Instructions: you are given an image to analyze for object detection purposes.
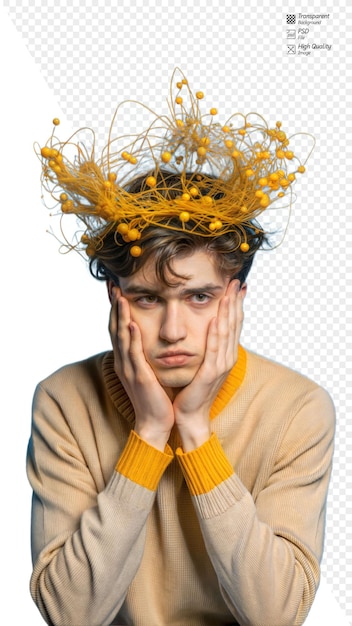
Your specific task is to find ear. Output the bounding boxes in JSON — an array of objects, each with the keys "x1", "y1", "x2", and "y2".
[{"x1": 106, "y1": 280, "x2": 119, "y2": 304}]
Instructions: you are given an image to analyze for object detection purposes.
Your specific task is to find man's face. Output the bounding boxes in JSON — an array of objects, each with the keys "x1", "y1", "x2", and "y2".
[{"x1": 116, "y1": 250, "x2": 244, "y2": 396}]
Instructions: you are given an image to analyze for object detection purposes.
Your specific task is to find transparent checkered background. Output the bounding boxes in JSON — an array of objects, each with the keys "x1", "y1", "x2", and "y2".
[{"x1": 4, "y1": 0, "x2": 351, "y2": 622}]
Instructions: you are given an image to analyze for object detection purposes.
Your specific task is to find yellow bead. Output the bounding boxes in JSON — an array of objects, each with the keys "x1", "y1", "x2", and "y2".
[
  {"x1": 259, "y1": 194, "x2": 270, "y2": 207},
  {"x1": 288, "y1": 173, "x2": 296, "y2": 182},
  {"x1": 129, "y1": 156, "x2": 137, "y2": 164},
  {"x1": 197, "y1": 146, "x2": 207, "y2": 157},
  {"x1": 196, "y1": 91, "x2": 204, "y2": 99},
  {"x1": 232, "y1": 150, "x2": 240, "y2": 158},
  {"x1": 222, "y1": 125, "x2": 231, "y2": 133},
  {"x1": 41, "y1": 146, "x2": 51, "y2": 158},
  {"x1": 182, "y1": 78, "x2": 188, "y2": 85},
  {"x1": 176, "y1": 119, "x2": 184, "y2": 128},
  {"x1": 240, "y1": 205, "x2": 248, "y2": 213},
  {"x1": 180, "y1": 211, "x2": 190, "y2": 222},
  {"x1": 278, "y1": 192, "x2": 285, "y2": 197},
  {"x1": 240, "y1": 242, "x2": 249, "y2": 252},
  {"x1": 276, "y1": 121, "x2": 282, "y2": 128},
  {"x1": 127, "y1": 229, "x2": 140, "y2": 241},
  {"x1": 121, "y1": 151, "x2": 130, "y2": 160},
  {"x1": 276, "y1": 149, "x2": 285, "y2": 159},
  {"x1": 297, "y1": 165, "x2": 306, "y2": 173},
  {"x1": 210, "y1": 108, "x2": 218, "y2": 115},
  {"x1": 280, "y1": 178, "x2": 290, "y2": 188},
  {"x1": 182, "y1": 193, "x2": 191, "y2": 201},
  {"x1": 202, "y1": 196, "x2": 213, "y2": 205},
  {"x1": 61, "y1": 200, "x2": 74, "y2": 213},
  {"x1": 161, "y1": 151, "x2": 172, "y2": 163},
  {"x1": 225, "y1": 140, "x2": 234, "y2": 149},
  {"x1": 200, "y1": 136, "x2": 210, "y2": 146},
  {"x1": 176, "y1": 81, "x2": 183, "y2": 89},
  {"x1": 238, "y1": 129, "x2": 246, "y2": 136},
  {"x1": 146, "y1": 176, "x2": 157, "y2": 188},
  {"x1": 213, "y1": 220, "x2": 222, "y2": 229},
  {"x1": 104, "y1": 180, "x2": 112, "y2": 188},
  {"x1": 259, "y1": 177, "x2": 268, "y2": 187},
  {"x1": 284, "y1": 150, "x2": 294, "y2": 160},
  {"x1": 60, "y1": 193, "x2": 68, "y2": 202},
  {"x1": 175, "y1": 96, "x2": 183, "y2": 105},
  {"x1": 277, "y1": 131, "x2": 286, "y2": 142},
  {"x1": 52, "y1": 118, "x2": 60, "y2": 126},
  {"x1": 268, "y1": 182, "x2": 279, "y2": 191},
  {"x1": 209, "y1": 222, "x2": 217, "y2": 231},
  {"x1": 108, "y1": 172, "x2": 117, "y2": 182},
  {"x1": 130, "y1": 245, "x2": 142, "y2": 257},
  {"x1": 190, "y1": 186, "x2": 198, "y2": 197},
  {"x1": 245, "y1": 169, "x2": 254, "y2": 177},
  {"x1": 117, "y1": 223, "x2": 129, "y2": 235}
]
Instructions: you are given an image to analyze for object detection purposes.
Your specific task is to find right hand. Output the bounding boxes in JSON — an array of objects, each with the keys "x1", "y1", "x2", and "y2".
[{"x1": 109, "y1": 286, "x2": 175, "y2": 450}]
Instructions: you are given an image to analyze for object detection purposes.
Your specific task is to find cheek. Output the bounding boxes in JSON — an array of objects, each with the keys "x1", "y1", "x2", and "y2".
[{"x1": 129, "y1": 308, "x2": 160, "y2": 341}]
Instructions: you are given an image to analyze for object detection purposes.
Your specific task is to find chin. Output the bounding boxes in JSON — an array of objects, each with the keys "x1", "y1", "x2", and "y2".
[{"x1": 155, "y1": 368, "x2": 197, "y2": 390}]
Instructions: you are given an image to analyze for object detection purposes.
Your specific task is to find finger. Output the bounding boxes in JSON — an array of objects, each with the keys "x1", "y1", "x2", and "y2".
[
  {"x1": 108, "y1": 286, "x2": 121, "y2": 339},
  {"x1": 128, "y1": 321, "x2": 152, "y2": 374},
  {"x1": 116, "y1": 296, "x2": 133, "y2": 356},
  {"x1": 226, "y1": 279, "x2": 240, "y2": 333},
  {"x1": 233, "y1": 288, "x2": 245, "y2": 349}
]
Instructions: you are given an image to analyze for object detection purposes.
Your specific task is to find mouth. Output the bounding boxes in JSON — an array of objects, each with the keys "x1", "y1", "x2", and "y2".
[{"x1": 156, "y1": 351, "x2": 195, "y2": 367}]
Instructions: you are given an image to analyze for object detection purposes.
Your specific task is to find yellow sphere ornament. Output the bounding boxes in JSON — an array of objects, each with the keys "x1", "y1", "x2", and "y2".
[
  {"x1": 161, "y1": 151, "x2": 172, "y2": 163},
  {"x1": 146, "y1": 176, "x2": 157, "y2": 188},
  {"x1": 180, "y1": 211, "x2": 190, "y2": 222},
  {"x1": 240, "y1": 242, "x2": 250, "y2": 252},
  {"x1": 117, "y1": 223, "x2": 129, "y2": 235},
  {"x1": 41, "y1": 146, "x2": 52, "y2": 158},
  {"x1": 130, "y1": 245, "x2": 142, "y2": 257}
]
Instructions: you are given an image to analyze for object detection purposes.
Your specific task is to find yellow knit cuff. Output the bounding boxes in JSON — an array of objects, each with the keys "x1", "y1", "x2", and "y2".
[
  {"x1": 176, "y1": 433, "x2": 234, "y2": 496},
  {"x1": 116, "y1": 430, "x2": 174, "y2": 491}
]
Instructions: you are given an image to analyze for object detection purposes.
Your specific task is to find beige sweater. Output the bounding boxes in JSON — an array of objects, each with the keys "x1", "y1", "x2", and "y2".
[{"x1": 27, "y1": 347, "x2": 335, "y2": 626}]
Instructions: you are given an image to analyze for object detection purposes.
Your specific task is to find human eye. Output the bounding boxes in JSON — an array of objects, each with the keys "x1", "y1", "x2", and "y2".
[
  {"x1": 135, "y1": 294, "x2": 160, "y2": 307},
  {"x1": 189, "y1": 292, "x2": 212, "y2": 304}
]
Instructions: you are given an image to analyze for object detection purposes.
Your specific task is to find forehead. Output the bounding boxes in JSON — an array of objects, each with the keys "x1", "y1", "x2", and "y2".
[{"x1": 120, "y1": 250, "x2": 227, "y2": 292}]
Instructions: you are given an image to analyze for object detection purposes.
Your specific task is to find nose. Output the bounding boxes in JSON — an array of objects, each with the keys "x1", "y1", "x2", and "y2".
[{"x1": 159, "y1": 301, "x2": 187, "y2": 343}]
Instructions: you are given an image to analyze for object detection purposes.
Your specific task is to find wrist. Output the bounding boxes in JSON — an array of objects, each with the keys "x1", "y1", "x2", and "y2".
[
  {"x1": 134, "y1": 424, "x2": 171, "y2": 451},
  {"x1": 177, "y1": 422, "x2": 211, "y2": 452}
]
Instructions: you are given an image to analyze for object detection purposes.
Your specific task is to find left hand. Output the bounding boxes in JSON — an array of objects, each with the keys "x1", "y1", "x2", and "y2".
[{"x1": 174, "y1": 279, "x2": 245, "y2": 451}]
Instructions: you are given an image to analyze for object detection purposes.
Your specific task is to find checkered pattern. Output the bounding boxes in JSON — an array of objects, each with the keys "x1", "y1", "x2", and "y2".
[{"x1": 4, "y1": 0, "x2": 351, "y2": 621}]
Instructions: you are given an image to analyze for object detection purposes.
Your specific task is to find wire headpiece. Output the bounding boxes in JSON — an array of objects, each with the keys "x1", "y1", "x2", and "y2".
[{"x1": 38, "y1": 68, "x2": 314, "y2": 258}]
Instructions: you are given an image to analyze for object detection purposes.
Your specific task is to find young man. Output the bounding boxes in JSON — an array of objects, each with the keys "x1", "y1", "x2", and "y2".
[{"x1": 28, "y1": 72, "x2": 335, "y2": 626}]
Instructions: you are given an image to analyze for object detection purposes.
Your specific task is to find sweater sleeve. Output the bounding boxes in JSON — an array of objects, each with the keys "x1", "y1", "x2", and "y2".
[
  {"x1": 27, "y1": 383, "x2": 173, "y2": 626},
  {"x1": 176, "y1": 386, "x2": 335, "y2": 626}
]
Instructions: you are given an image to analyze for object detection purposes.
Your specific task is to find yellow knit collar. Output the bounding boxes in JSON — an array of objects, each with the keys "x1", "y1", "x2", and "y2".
[
  {"x1": 103, "y1": 345, "x2": 247, "y2": 424},
  {"x1": 210, "y1": 345, "x2": 247, "y2": 420}
]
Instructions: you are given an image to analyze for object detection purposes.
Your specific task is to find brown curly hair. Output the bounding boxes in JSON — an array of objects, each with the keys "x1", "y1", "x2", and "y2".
[{"x1": 89, "y1": 171, "x2": 270, "y2": 286}]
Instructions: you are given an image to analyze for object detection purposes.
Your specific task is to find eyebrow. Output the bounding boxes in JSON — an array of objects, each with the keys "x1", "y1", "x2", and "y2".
[{"x1": 122, "y1": 283, "x2": 224, "y2": 296}]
